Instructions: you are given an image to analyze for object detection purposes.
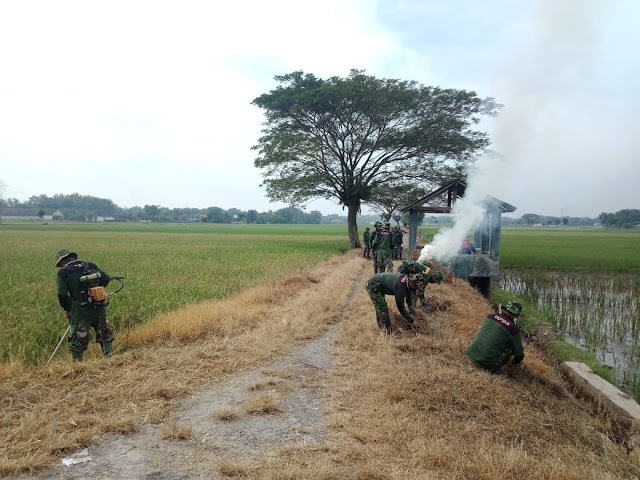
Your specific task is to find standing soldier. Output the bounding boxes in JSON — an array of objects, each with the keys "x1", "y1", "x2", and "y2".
[
  {"x1": 55, "y1": 249, "x2": 115, "y2": 361},
  {"x1": 362, "y1": 227, "x2": 371, "y2": 259},
  {"x1": 370, "y1": 222, "x2": 382, "y2": 272},
  {"x1": 395, "y1": 227, "x2": 404, "y2": 260},
  {"x1": 397, "y1": 261, "x2": 443, "y2": 313},
  {"x1": 365, "y1": 272, "x2": 429, "y2": 333},
  {"x1": 371, "y1": 222, "x2": 393, "y2": 273}
]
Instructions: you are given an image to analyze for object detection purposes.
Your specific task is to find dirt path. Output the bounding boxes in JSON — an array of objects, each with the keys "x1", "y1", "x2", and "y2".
[{"x1": 25, "y1": 262, "x2": 369, "y2": 480}]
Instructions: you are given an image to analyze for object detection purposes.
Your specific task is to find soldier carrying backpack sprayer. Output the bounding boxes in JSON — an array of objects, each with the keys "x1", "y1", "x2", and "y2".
[{"x1": 52, "y1": 249, "x2": 125, "y2": 362}]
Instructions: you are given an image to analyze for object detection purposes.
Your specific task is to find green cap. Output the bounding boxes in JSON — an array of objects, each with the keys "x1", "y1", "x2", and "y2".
[
  {"x1": 505, "y1": 300, "x2": 523, "y2": 315},
  {"x1": 409, "y1": 273, "x2": 429, "y2": 286},
  {"x1": 55, "y1": 249, "x2": 76, "y2": 267}
]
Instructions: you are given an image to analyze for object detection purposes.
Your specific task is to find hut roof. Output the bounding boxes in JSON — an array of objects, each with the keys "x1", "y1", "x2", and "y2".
[{"x1": 400, "y1": 179, "x2": 516, "y2": 214}]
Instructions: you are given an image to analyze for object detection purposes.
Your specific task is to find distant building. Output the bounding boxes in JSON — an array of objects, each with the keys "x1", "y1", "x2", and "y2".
[{"x1": 0, "y1": 208, "x2": 61, "y2": 221}]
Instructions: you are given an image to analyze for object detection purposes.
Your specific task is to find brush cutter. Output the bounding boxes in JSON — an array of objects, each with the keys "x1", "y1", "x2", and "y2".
[{"x1": 46, "y1": 276, "x2": 126, "y2": 364}]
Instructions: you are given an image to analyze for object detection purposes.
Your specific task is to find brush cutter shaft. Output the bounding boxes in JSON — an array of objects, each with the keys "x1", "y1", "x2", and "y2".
[{"x1": 47, "y1": 325, "x2": 70, "y2": 365}]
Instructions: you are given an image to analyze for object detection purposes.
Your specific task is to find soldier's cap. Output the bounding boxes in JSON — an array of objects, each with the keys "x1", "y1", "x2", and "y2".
[
  {"x1": 55, "y1": 249, "x2": 77, "y2": 267},
  {"x1": 365, "y1": 227, "x2": 370, "y2": 230},
  {"x1": 374, "y1": 222, "x2": 382, "y2": 227},
  {"x1": 409, "y1": 272, "x2": 429, "y2": 286}
]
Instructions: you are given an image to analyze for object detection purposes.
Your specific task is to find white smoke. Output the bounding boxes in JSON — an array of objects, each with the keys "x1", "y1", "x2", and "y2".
[
  {"x1": 419, "y1": 0, "x2": 614, "y2": 264},
  {"x1": 418, "y1": 154, "x2": 506, "y2": 264}
]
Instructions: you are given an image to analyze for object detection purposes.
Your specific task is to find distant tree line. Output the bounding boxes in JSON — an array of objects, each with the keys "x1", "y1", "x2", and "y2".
[
  {"x1": 0, "y1": 193, "x2": 331, "y2": 224},
  {"x1": 2, "y1": 193, "x2": 635, "y2": 228},
  {"x1": 598, "y1": 209, "x2": 640, "y2": 229}
]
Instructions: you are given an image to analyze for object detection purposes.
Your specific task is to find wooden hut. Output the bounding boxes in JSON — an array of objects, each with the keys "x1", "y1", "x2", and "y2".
[{"x1": 400, "y1": 179, "x2": 516, "y2": 295}]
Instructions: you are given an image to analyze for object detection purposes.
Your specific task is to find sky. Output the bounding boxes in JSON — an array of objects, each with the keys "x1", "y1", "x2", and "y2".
[{"x1": 0, "y1": 0, "x2": 638, "y2": 218}]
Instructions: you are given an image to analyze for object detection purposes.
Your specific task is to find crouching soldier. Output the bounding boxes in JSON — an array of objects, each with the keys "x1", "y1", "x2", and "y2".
[
  {"x1": 467, "y1": 300, "x2": 524, "y2": 376},
  {"x1": 365, "y1": 272, "x2": 428, "y2": 334},
  {"x1": 55, "y1": 249, "x2": 115, "y2": 361},
  {"x1": 397, "y1": 260, "x2": 443, "y2": 313}
]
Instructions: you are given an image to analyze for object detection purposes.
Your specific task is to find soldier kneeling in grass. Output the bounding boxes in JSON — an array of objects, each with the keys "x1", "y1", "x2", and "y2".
[
  {"x1": 467, "y1": 300, "x2": 524, "y2": 376},
  {"x1": 365, "y1": 272, "x2": 429, "y2": 334}
]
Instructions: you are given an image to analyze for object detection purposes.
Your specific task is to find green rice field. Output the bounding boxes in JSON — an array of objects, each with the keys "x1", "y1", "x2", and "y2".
[
  {"x1": 0, "y1": 223, "x2": 349, "y2": 365},
  {"x1": 497, "y1": 227, "x2": 640, "y2": 397}
]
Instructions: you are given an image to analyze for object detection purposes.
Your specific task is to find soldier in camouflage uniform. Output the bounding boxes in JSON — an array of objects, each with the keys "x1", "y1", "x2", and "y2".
[
  {"x1": 365, "y1": 272, "x2": 429, "y2": 333},
  {"x1": 371, "y1": 222, "x2": 393, "y2": 273},
  {"x1": 397, "y1": 261, "x2": 443, "y2": 313},
  {"x1": 362, "y1": 227, "x2": 371, "y2": 258},
  {"x1": 393, "y1": 227, "x2": 404, "y2": 260},
  {"x1": 467, "y1": 300, "x2": 524, "y2": 376},
  {"x1": 370, "y1": 222, "x2": 382, "y2": 272},
  {"x1": 55, "y1": 249, "x2": 115, "y2": 361}
]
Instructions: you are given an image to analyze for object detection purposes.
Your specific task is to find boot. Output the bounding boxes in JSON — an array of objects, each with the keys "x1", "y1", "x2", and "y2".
[
  {"x1": 71, "y1": 351, "x2": 83, "y2": 362},
  {"x1": 378, "y1": 313, "x2": 392, "y2": 334},
  {"x1": 101, "y1": 341, "x2": 112, "y2": 357}
]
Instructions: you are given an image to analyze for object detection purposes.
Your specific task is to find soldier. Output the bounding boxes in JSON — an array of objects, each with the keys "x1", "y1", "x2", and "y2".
[
  {"x1": 55, "y1": 249, "x2": 115, "y2": 361},
  {"x1": 397, "y1": 261, "x2": 443, "y2": 313},
  {"x1": 370, "y1": 222, "x2": 383, "y2": 272},
  {"x1": 395, "y1": 227, "x2": 403, "y2": 259},
  {"x1": 365, "y1": 272, "x2": 429, "y2": 333},
  {"x1": 467, "y1": 300, "x2": 525, "y2": 376},
  {"x1": 362, "y1": 227, "x2": 371, "y2": 258},
  {"x1": 371, "y1": 222, "x2": 393, "y2": 273}
]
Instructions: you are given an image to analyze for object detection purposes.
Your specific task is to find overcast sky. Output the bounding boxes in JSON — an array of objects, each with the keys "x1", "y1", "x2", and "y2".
[{"x1": 1, "y1": 0, "x2": 638, "y2": 218}]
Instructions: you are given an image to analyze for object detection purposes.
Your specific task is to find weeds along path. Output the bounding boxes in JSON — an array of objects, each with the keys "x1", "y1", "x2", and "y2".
[{"x1": 13, "y1": 251, "x2": 370, "y2": 480}]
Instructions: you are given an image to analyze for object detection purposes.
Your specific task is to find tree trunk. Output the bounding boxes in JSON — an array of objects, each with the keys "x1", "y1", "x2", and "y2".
[{"x1": 347, "y1": 203, "x2": 362, "y2": 249}]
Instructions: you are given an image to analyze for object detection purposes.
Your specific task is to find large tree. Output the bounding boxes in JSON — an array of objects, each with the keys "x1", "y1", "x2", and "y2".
[{"x1": 252, "y1": 70, "x2": 499, "y2": 248}]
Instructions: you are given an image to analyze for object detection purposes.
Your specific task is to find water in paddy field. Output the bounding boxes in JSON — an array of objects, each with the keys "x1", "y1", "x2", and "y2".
[{"x1": 500, "y1": 269, "x2": 640, "y2": 398}]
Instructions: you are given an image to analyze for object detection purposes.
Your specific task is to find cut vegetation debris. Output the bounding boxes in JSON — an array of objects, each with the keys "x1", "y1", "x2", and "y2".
[{"x1": 1, "y1": 251, "x2": 639, "y2": 479}]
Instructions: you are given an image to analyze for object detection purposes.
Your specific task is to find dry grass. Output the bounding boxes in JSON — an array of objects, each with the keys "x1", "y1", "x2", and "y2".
[
  {"x1": 215, "y1": 407, "x2": 240, "y2": 421},
  {"x1": 1, "y1": 250, "x2": 639, "y2": 479},
  {"x1": 160, "y1": 416, "x2": 193, "y2": 440},
  {"x1": 244, "y1": 392, "x2": 282, "y2": 415}
]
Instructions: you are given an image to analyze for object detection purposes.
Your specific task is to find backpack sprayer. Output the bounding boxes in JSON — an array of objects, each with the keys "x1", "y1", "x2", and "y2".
[{"x1": 47, "y1": 275, "x2": 126, "y2": 365}]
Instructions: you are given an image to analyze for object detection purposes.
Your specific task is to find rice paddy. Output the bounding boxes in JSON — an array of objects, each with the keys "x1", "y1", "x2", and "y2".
[{"x1": 0, "y1": 223, "x2": 349, "y2": 365}]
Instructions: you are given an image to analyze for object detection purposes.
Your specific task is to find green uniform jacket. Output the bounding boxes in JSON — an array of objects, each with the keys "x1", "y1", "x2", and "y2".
[
  {"x1": 57, "y1": 259, "x2": 110, "y2": 322},
  {"x1": 371, "y1": 230, "x2": 392, "y2": 254},
  {"x1": 467, "y1": 313, "x2": 524, "y2": 369},
  {"x1": 368, "y1": 272, "x2": 414, "y2": 323},
  {"x1": 369, "y1": 230, "x2": 377, "y2": 248},
  {"x1": 363, "y1": 231, "x2": 371, "y2": 244}
]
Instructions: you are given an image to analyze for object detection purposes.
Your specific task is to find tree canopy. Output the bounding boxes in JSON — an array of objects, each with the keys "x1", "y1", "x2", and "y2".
[{"x1": 252, "y1": 70, "x2": 500, "y2": 248}]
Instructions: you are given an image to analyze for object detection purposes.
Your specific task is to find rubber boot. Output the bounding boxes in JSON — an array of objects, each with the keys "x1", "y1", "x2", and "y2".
[
  {"x1": 101, "y1": 341, "x2": 112, "y2": 357},
  {"x1": 71, "y1": 351, "x2": 83, "y2": 362},
  {"x1": 379, "y1": 312, "x2": 392, "y2": 334}
]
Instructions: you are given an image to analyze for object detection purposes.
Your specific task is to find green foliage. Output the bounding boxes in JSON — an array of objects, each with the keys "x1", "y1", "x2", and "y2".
[
  {"x1": 599, "y1": 209, "x2": 640, "y2": 228},
  {"x1": 252, "y1": 70, "x2": 499, "y2": 247},
  {"x1": 0, "y1": 224, "x2": 348, "y2": 365}
]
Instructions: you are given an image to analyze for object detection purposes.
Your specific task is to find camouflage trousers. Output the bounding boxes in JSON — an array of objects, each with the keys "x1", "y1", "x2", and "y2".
[
  {"x1": 365, "y1": 281, "x2": 392, "y2": 333},
  {"x1": 374, "y1": 251, "x2": 393, "y2": 273},
  {"x1": 68, "y1": 315, "x2": 114, "y2": 354}
]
